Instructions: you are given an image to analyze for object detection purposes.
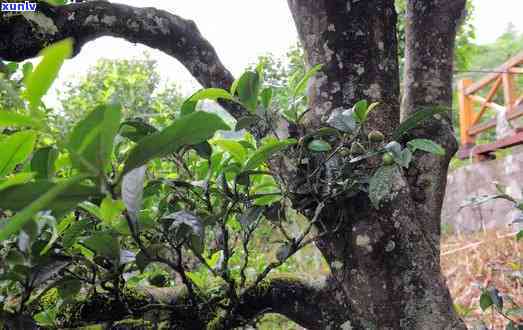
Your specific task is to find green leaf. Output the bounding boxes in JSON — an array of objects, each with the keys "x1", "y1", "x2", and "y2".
[
  {"x1": 22, "y1": 62, "x2": 33, "y2": 80},
  {"x1": 0, "y1": 178, "x2": 98, "y2": 217},
  {"x1": 23, "y1": 39, "x2": 73, "y2": 110},
  {"x1": 83, "y1": 231, "x2": 120, "y2": 260},
  {"x1": 243, "y1": 138, "x2": 296, "y2": 171},
  {"x1": 237, "y1": 71, "x2": 260, "y2": 112},
  {"x1": 192, "y1": 142, "x2": 213, "y2": 159},
  {"x1": 56, "y1": 278, "x2": 82, "y2": 300},
  {"x1": 123, "y1": 111, "x2": 229, "y2": 174},
  {"x1": 480, "y1": 290, "x2": 494, "y2": 311},
  {"x1": 260, "y1": 88, "x2": 273, "y2": 109},
  {"x1": 308, "y1": 139, "x2": 332, "y2": 152},
  {"x1": 0, "y1": 172, "x2": 35, "y2": 191},
  {"x1": 31, "y1": 147, "x2": 58, "y2": 179},
  {"x1": 353, "y1": 100, "x2": 380, "y2": 124},
  {"x1": 34, "y1": 309, "x2": 57, "y2": 327},
  {"x1": 392, "y1": 106, "x2": 448, "y2": 140},
  {"x1": 0, "y1": 111, "x2": 39, "y2": 129},
  {"x1": 395, "y1": 148, "x2": 412, "y2": 168},
  {"x1": 122, "y1": 165, "x2": 146, "y2": 225},
  {"x1": 407, "y1": 139, "x2": 445, "y2": 156},
  {"x1": 67, "y1": 104, "x2": 122, "y2": 174},
  {"x1": 119, "y1": 119, "x2": 157, "y2": 143},
  {"x1": 214, "y1": 139, "x2": 247, "y2": 163},
  {"x1": 326, "y1": 108, "x2": 358, "y2": 133},
  {"x1": 0, "y1": 131, "x2": 37, "y2": 177},
  {"x1": 181, "y1": 88, "x2": 234, "y2": 116},
  {"x1": 517, "y1": 230, "x2": 523, "y2": 241},
  {"x1": 100, "y1": 197, "x2": 125, "y2": 224},
  {"x1": 0, "y1": 175, "x2": 90, "y2": 241},
  {"x1": 293, "y1": 64, "x2": 322, "y2": 97},
  {"x1": 165, "y1": 211, "x2": 204, "y2": 255},
  {"x1": 239, "y1": 207, "x2": 264, "y2": 229},
  {"x1": 352, "y1": 100, "x2": 368, "y2": 123},
  {"x1": 369, "y1": 165, "x2": 397, "y2": 209}
]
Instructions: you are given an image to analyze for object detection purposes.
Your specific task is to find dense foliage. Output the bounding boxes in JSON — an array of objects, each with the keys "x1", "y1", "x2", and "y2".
[{"x1": 0, "y1": 36, "x2": 446, "y2": 328}]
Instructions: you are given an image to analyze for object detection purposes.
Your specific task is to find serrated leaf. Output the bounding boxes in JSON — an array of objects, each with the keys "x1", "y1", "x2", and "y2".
[
  {"x1": 123, "y1": 111, "x2": 229, "y2": 174},
  {"x1": 369, "y1": 165, "x2": 397, "y2": 209},
  {"x1": 181, "y1": 88, "x2": 234, "y2": 116},
  {"x1": 243, "y1": 138, "x2": 296, "y2": 171},
  {"x1": 393, "y1": 106, "x2": 448, "y2": 140},
  {"x1": 308, "y1": 139, "x2": 332, "y2": 152},
  {"x1": 23, "y1": 38, "x2": 73, "y2": 110},
  {"x1": 0, "y1": 130, "x2": 37, "y2": 177},
  {"x1": 407, "y1": 139, "x2": 445, "y2": 156},
  {"x1": 122, "y1": 165, "x2": 146, "y2": 226}
]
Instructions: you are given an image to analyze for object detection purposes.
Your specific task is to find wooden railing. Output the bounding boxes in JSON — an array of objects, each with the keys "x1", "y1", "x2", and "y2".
[{"x1": 457, "y1": 51, "x2": 523, "y2": 160}]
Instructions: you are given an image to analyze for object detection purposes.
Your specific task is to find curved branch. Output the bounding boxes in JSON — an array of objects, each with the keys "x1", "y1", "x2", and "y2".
[
  {"x1": 227, "y1": 275, "x2": 345, "y2": 330},
  {"x1": 0, "y1": 0, "x2": 246, "y2": 118}
]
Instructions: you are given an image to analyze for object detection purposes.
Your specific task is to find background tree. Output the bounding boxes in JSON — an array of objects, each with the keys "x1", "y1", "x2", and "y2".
[
  {"x1": 56, "y1": 55, "x2": 183, "y2": 132},
  {"x1": 0, "y1": 0, "x2": 471, "y2": 328}
]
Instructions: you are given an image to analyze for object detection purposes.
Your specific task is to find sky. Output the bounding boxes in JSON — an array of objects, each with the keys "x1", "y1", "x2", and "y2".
[{"x1": 49, "y1": 0, "x2": 523, "y2": 102}]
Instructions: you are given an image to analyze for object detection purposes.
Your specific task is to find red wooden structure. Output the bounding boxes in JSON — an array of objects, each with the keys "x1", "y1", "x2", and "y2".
[{"x1": 457, "y1": 52, "x2": 523, "y2": 160}]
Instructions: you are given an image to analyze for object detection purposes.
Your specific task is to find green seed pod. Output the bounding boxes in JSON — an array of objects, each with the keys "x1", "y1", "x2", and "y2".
[
  {"x1": 382, "y1": 152, "x2": 394, "y2": 165},
  {"x1": 368, "y1": 130, "x2": 385, "y2": 143}
]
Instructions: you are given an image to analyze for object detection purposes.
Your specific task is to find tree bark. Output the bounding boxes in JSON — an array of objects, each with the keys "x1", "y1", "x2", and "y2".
[
  {"x1": 0, "y1": 0, "x2": 468, "y2": 328},
  {"x1": 287, "y1": 0, "x2": 466, "y2": 328}
]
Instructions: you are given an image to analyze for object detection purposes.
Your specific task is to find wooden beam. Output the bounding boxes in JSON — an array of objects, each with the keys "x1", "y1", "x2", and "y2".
[
  {"x1": 464, "y1": 51, "x2": 523, "y2": 95},
  {"x1": 503, "y1": 72, "x2": 516, "y2": 112},
  {"x1": 458, "y1": 79, "x2": 475, "y2": 145},
  {"x1": 471, "y1": 76, "x2": 502, "y2": 126},
  {"x1": 469, "y1": 95, "x2": 505, "y2": 112},
  {"x1": 468, "y1": 106, "x2": 523, "y2": 136}
]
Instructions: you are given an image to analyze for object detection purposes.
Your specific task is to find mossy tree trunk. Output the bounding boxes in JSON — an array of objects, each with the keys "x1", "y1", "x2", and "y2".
[{"x1": 0, "y1": 0, "x2": 467, "y2": 328}]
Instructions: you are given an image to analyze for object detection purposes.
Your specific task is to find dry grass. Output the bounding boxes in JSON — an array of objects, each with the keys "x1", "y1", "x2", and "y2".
[{"x1": 442, "y1": 228, "x2": 523, "y2": 329}]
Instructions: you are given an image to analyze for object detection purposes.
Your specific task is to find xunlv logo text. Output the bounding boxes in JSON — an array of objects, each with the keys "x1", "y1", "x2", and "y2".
[{"x1": 1, "y1": 1, "x2": 37, "y2": 12}]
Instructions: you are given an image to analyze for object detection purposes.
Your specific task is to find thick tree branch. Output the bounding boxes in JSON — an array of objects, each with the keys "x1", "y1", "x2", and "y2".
[
  {"x1": 0, "y1": 0, "x2": 247, "y2": 119},
  {"x1": 221, "y1": 275, "x2": 344, "y2": 330},
  {"x1": 401, "y1": 0, "x2": 466, "y2": 245}
]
